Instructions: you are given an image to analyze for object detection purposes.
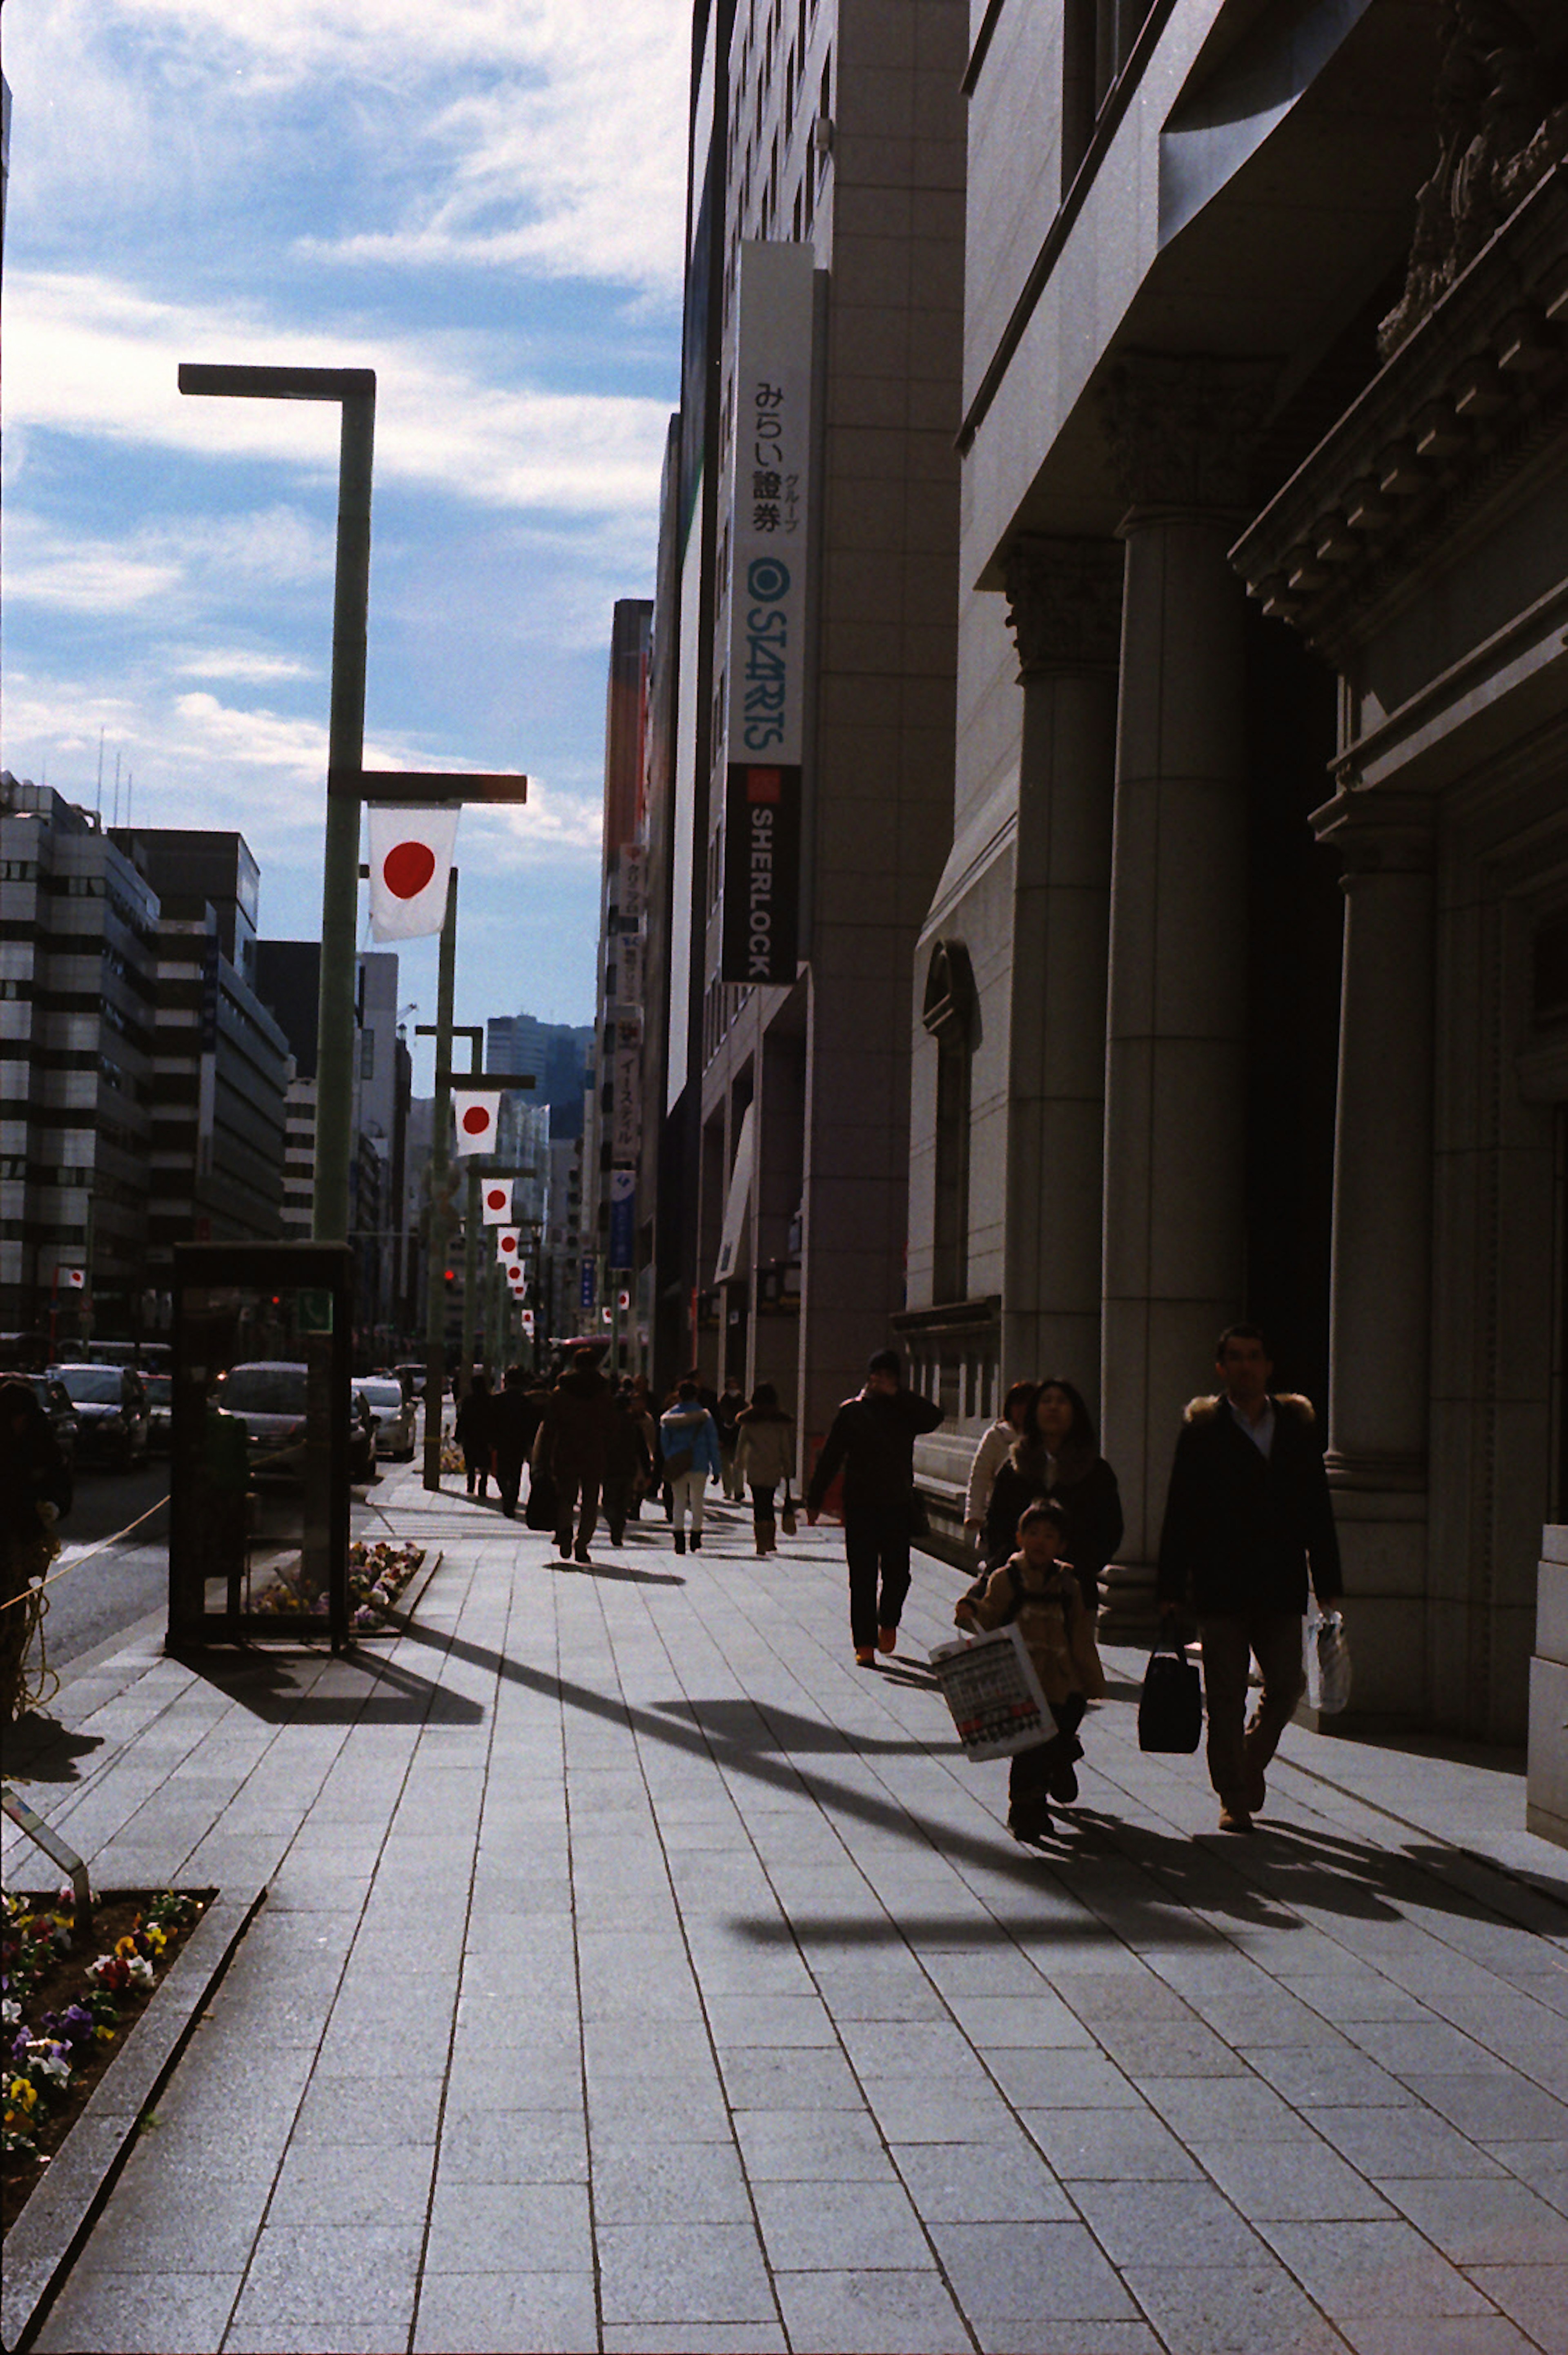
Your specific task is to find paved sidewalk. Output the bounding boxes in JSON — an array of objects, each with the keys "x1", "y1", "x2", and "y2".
[{"x1": 6, "y1": 1468, "x2": 1568, "y2": 2355}]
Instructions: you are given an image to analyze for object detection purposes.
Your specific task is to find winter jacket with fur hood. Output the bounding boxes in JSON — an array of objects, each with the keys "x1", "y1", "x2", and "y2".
[
  {"x1": 733, "y1": 1405, "x2": 795, "y2": 1489},
  {"x1": 1156, "y1": 1391, "x2": 1342, "y2": 1619},
  {"x1": 963, "y1": 1551, "x2": 1106, "y2": 1708}
]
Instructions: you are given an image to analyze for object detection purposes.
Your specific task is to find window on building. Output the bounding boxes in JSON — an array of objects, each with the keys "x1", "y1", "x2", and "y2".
[
  {"x1": 922, "y1": 940, "x2": 978, "y2": 1306},
  {"x1": 1062, "y1": 0, "x2": 1155, "y2": 194}
]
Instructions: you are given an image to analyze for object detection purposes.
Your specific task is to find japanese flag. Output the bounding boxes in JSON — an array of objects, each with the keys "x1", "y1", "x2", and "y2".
[
  {"x1": 521, "y1": 1309, "x2": 535, "y2": 1335},
  {"x1": 506, "y1": 1264, "x2": 527, "y2": 1294},
  {"x1": 494, "y1": 1229, "x2": 521, "y2": 1262},
  {"x1": 452, "y1": 1092, "x2": 501, "y2": 1156},
  {"x1": 366, "y1": 805, "x2": 459, "y2": 942},
  {"x1": 480, "y1": 1182, "x2": 513, "y2": 1225},
  {"x1": 57, "y1": 1268, "x2": 86, "y2": 1291}
]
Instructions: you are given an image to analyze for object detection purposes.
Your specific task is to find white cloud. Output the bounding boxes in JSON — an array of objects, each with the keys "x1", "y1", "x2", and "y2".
[
  {"x1": 173, "y1": 649, "x2": 320, "y2": 682},
  {"x1": 6, "y1": 0, "x2": 689, "y2": 299},
  {"x1": 7, "y1": 272, "x2": 674, "y2": 522},
  {"x1": 2, "y1": 506, "x2": 336, "y2": 622}
]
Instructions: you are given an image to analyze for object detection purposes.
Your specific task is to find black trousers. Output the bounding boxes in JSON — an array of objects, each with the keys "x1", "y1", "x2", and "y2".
[
  {"x1": 844, "y1": 1515, "x2": 911, "y2": 1649},
  {"x1": 749, "y1": 1482, "x2": 777, "y2": 1529},
  {"x1": 1009, "y1": 1693, "x2": 1087, "y2": 1818}
]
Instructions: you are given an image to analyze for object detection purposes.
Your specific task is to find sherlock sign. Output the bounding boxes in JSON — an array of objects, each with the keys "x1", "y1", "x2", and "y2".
[
  {"x1": 722, "y1": 761, "x2": 800, "y2": 982},
  {"x1": 720, "y1": 239, "x2": 813, "y2": 987}
]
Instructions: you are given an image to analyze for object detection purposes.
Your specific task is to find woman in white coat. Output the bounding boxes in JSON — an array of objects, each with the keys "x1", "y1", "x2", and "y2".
[{"x1": 962, "y1": 1381, "x2": 1036, "y2": 1558}]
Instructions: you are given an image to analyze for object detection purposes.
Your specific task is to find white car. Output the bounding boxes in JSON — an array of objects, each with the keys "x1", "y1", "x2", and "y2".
[{"x1": 353, "y1": 1376, "x2": 417, "y2": 1462}]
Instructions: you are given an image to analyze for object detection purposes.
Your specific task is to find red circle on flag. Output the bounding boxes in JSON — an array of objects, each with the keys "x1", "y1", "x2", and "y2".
[
  {"x1": 461, "y1": 1105, "x2": 491, "y2": 1135},
  {"x1": 501, "y1": 1235, "x2": 517, "y2": 1254},
  {"x1": 486, "y1": 1188, "x2": 506, "y2": 1210},
  {"x1": 383, "y1": 842, "x2": 437, "y2": 900}
]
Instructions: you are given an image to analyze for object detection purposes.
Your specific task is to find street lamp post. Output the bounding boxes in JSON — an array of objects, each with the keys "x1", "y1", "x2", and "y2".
[{"x1": 178, "y1": 364, "x2": 374, "y2": 1246}]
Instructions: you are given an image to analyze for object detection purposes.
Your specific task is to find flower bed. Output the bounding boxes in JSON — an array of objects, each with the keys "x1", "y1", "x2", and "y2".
[
  {"x1": 252, "y1": 1539, "x2": 426, "y2": 1627},
  {"x1": 2, "y1": 1888, "x2": 209, "y2": 2235}
]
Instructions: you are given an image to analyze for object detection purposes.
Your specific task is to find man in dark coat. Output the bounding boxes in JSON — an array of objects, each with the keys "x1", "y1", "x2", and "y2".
[
  {"x1": 1157, "y1": 1324, "x2": 1343, "y2": 1833},
  {"x1": 535, "y1": 1347, "x2": 618, "y2": 1563},
  {"x1": 806, "y1": 1348, "x2": 943, "y2": 1666},
  {"x1": 491, "y1": 1364, "x2": 548, "y2": 1520}
]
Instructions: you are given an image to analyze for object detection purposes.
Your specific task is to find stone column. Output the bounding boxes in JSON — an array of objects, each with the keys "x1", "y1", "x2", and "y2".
[
  {"x1": 1000, "y1": 537, "x2": 1121, "y2": 1405},
  {"x1": 1098, "y1": 355, "x2": 1274, "y2": 1605},
  {"x1": 1317, "y1": 792, "x2": 1435, "y2": 1714}
]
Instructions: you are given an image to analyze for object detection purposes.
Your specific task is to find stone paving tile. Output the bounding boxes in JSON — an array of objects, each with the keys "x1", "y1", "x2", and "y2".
[
  {"x1": 601, "y1": 2330, "x2": 788, "y2": 2353},
  {"x1": 267, "y1": 2137, "x2": 435, "y2": 2227},
  {"x1": 719, "y1": 2042, "x2": 867, "y2": 2109},
  {"x1": 931, "y1": 2219, "x2": 1139, "y2": 2321},
  {"x1": 1336, "y1": 2321, "x2": 1545, "y2": 2355},
  {"x1": 1484, "y1": 2137, "x2": 1568, "y2": 2209},
  {"x1": 436, "y1": 2106, "x2": 589, "y2": 2182},
  {"x1": 1405, "y1": 2072, "x2": 1568, "y2": 2140},
  {"x1": 1259, "y1": 2217, "x2": 1495, "y2": 2317},
  {"x1": 412, "y1": 2268, "x2": 599, "y2": 2355},
  {"x1": 1307, "y1": 2101, "x2": 1509, "y2": 2177},
  {"x1": 771, "y1": 2266, "x2": 968, "y2": 2354},
  {"x1": 33, "y1": 2270, "x2": 241, "y2": 2355},
  {"x1": 752, "y1": 2176, "x2": 935, "y2": 2269},
  {"x1": 1466, "y1": 2263, "x2": 1568, "y2": 2353},
  {"x1": 1071, "y1": 2177, "x2": 1275, "y2": 2267},
  {"x1": 290, "y1": 2071, "x2": 445, "y2": 2144},
  {"x1": 893, "y1": 2136, "x2": 1076, "y2": 2222},
  {"x1": 595, "y1": 2219, "x2": 777, "y2": 2325},
  {"x1": 1121, "y1": 2261, "x2": 1353, "y2": 2354},
  {"x1": 592, "y1": 2139, "x2": 754, "y2": 2221},
  {"x1": 1138, "y1": 2073, "x2": 1321, "y2": 2143},
  {"x1": 225, "y1": 2224, "x2": 424, "y2": 2346},
  {"x1": 1021, "y1": 2103, "x2": 1204, "y2": 2181},
  {"x1": 426, "y1": 2178, "x2": 592, "y2": 2270},
  {"x1": 734, "y1": 2105, "x2": 897, "y2": 2181},
  {"x1": 1191, "y1": 2134, "x2": 1396, "y2": 2220},
  {"x1": 1243, "y1": 2040, "x2": 1421, "y2": 2108},
  {"x1": 1375, "y1": 2171, "x2": 1568, "y2": 2262}
]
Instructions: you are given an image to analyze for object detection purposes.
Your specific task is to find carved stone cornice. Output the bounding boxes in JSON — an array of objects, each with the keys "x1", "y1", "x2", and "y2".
[
  {"x1": 1097, "y1": 353, "x2": 1278, "y2": 516},
  {"x1": 1381, "y1": 0, "x2": 1568, "y2": 361},
  {"x1": 1002, "y1": 537, "x2": 1123, "y2": 677},
  {"x1": 1234, "y1": 163, "x2": 1568, "y2": 666},
  {"x1": 1312, "y1": 788, "x2": 1437, "y2": 876}
]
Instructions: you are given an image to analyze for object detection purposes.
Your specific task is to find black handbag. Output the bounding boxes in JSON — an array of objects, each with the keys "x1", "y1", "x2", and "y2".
[
  {"x1": 524, "y1": 1466, "x2": 559, "y2": 1532},
  {"x1": 1137, "y1": 1638, "x2": 1203, "y2": 1753}
]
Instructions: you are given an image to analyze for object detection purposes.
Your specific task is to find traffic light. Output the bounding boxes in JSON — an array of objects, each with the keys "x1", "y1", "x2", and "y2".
[{"x1": 444, "y1": 1269, "x2": 457, "y2": 1290}]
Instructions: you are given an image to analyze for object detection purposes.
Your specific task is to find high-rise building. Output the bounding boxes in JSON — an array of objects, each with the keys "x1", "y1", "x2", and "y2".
[
  {"x1": 637, "y1": 0, "x2": 967, "y2": 1445},
  {"x1": 0, "y1": 777, "x2": 157, "y2": 1341}
]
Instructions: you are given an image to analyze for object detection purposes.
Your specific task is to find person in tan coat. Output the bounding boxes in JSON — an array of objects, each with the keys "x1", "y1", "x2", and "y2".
[
  {"x1": 955, "y1": 1498, "x2": 1104, "y2": 1845},
  {"x1": 733, "y1": 1382, "x2": 796, "y2": 1555}
]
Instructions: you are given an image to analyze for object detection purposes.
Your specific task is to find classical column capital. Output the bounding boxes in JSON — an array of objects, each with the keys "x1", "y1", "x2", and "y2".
[
  {"x1": 1312, "y1": 787, "x2": 1436, "y2": 878},
  {"x1": 1002, "y1": 536, "x2": 1123, "y2": 677},
  {"x1": 1098, "y1": 352, "x2": 1277, "y2": 516}
]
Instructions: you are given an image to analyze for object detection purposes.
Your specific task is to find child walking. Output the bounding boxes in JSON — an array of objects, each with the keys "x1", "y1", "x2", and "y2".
[{"x1": 954, "y1": 1499, "x2": 1104, "y2": 1844}]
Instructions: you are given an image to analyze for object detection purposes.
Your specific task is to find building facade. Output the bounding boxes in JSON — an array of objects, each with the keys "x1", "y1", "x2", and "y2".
[
  {"x1": 639, "y1": 0, "x2": 968, "y2": 1448},
  {"x1": 0, "y1": 778, "x2": 158, "y2": 1344},
  {"x1": 903, "y1": 0, "x2": 1568, "y2": 1740}
]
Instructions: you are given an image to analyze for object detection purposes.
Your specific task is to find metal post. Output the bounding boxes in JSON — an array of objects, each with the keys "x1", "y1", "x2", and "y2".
[
  {"x1": 314, "y1": 385, "x2": 376, "y2": 1244},
  {"x1": 422, "y1": 870, "x2": 458, "y2": 1489},
  {"x1": 461, "y1": 1163, "x2": 481, "y2": 1387}
]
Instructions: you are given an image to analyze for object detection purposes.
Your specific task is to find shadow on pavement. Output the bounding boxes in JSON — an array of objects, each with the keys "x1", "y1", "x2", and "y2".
[
  {"x1": 172, "y1": 1641, "x2": 484, "y2": 1727},
  {"x1": 384, "y1": 1615, "x2": 1547, "y2": 1945},
  {"x1": 654, "y1": 1696, "x2": 950, "y2": 1755},
  {"x1": 2, "y1": 1718, "x2": 105, "y2": 1784}
]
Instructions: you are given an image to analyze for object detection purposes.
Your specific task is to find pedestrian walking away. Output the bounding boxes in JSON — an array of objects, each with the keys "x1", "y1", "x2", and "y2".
[
  {"x1": 973, "y1": 1377, "x2": 1123, "y2": 1619},
  {"x1": 733, "y1": 1381, "x2": 795, "y2": 1554},
  {"x1": 962, "y1": 1379, "x2": 1036, "y2": 1559},
  {"x1": 602, "y1": 1389, "x2": 654, "y2": 1547},
  {"x1": 490, "y1": 1364, "x2": 548, "y2": 1519},
  {"x1": 806, "y1": 1347, "x2": 943, "y2": 1665},
  {"x1": 454, "y1": 1371, "x2": 494, "y2": 1499},
  {"x1": 1156, "y1": 1323, "x2": 1344, "y2": 1834},
  {"x1": 533, "y1": 1347, "x2": 618, "y2": 1564},
  {"x1": 659, "y1": 1381, "x2": 722, "y2": 1553},
  {"x1": 715, "y1": 1375, "x2": 747, "y2": 1501},
  {"x1": 955, "y1": 1498, "x2": 1105, "y2": 1845}
]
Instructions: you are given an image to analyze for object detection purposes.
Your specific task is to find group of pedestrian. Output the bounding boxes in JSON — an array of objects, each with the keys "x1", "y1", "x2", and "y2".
[{"x1": 804, "y1": 1328, "x2": 1342, "y2": 1851}]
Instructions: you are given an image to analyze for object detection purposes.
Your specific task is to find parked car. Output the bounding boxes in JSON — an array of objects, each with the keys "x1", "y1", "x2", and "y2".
[
  {"x1": 143, "y1": 1372, "x2": 174, "y2": 1453},
  {"x1": 210, "y1": 1361, "x2": 378, "y2": 1485},
  {"x1": 47, "y1": 1364, "x2": 149, "y2": 1471},
  {"x1": 353, "y1": 1376, "x2": 417, "y2": 1462},
  {"x1": 394, "y1": 1361, "x2": 427, "y2": 1398}
]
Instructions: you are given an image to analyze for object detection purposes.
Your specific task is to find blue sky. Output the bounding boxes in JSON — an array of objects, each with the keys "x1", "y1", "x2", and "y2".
[{"x1": 2, "y1": 0, "x2": 688, "y2": 1078}]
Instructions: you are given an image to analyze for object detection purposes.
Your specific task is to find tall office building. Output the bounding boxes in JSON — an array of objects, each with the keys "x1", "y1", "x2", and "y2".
[
  {"x1": 638, "y1": 0, "x2": 967, "y2": 1447},
  {"x1": 0, "y1": 777, "x2": 157, "y2": 1341}
]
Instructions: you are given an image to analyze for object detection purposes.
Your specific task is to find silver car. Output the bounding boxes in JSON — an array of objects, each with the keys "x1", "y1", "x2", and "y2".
[{"x1": 353, "y1": 1376, "x2": 417, "y2": 1462}]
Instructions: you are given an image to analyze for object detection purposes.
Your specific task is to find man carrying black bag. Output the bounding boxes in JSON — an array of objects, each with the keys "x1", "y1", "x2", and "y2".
[{"x1": 1156, "y1": 1325, "x2": 1343, "y2": 1835}]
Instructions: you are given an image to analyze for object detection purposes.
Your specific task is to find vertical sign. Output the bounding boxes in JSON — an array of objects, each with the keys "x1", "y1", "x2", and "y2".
[
  {"x1": 580, "y1": 1258, "x2": 597, "y2": 1313},
  {"x1": 609, "y1": 1168, "x2": 636, "y2": 1270},
  {"x1": 721, "y1": 240, "x2": 813, "y2": 986}
]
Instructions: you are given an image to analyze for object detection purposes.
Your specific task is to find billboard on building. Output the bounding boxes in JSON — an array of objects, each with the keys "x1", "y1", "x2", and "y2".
[{"x1": 721, "y1": 241, "x2": 814, "y2": 987}]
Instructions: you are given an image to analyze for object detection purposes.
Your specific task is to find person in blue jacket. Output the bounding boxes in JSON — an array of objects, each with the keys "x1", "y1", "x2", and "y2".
[{"x1": 658, "y1": 1379, "x2": 722, "y2": 1554}]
